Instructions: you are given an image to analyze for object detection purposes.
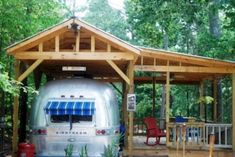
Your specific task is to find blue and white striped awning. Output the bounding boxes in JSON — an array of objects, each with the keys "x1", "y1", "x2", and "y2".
[{"x1": 44, "y1": 99, "x2": 95, "y2": 116}]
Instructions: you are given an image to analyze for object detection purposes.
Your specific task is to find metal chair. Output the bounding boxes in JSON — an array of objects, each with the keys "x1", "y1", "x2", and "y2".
[{"x1": 143, "y1": 117, "x2": 166, "y2": 146}]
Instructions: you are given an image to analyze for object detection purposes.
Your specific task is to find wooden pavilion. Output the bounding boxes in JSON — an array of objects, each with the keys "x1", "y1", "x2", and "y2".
[{"x1": 6, "y1": 17, "x2": 235, "y2": 157}]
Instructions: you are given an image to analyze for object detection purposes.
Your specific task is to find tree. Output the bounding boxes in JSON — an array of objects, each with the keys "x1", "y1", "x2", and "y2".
[
  {"x1": 125, "y1": 0, "x2": 235, "y2": 121},
  {"x1": 0, "y1": 0, "x2": 66, "y2": 148},
  {"x1": 83, "y1": 0, "x2": 129, "y2": 40}
]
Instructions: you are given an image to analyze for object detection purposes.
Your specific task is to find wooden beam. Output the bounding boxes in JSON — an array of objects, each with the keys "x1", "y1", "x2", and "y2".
[
  {"x1": 15, "y1": 52, "x2": 135, "y2": 60},
  {"x1": 128, "y1": 60, "x2": 134, "y2": 157},
  {"x1": 75, "y1": 31, "x2": 80, "y2": 52},
  {"x1": 17, "y1": 59, "x2": 43, "y2": 82},
  {"x1": 12, "y1": 60, "x2": 20, "y2": 157},
  {"x1": 135, "y1": 65, "x2": 235, "y2": 74},
  {"x1": 152, "y1": 77, "x2": 156, "y2": 117},
  {"x1": 91, "y1": 36, "x2": 95, "y2": 52},
  {"x1": 232, "y1": 73, "x2": 235, "y2": 152},
  {"x1": 55, "y1": 35, "x2": 59, "y2": 52},
  {"x1": 106, "y1": 60, "x2": 130, "y2": 85},
  {"x1": 39, "y1": 43, "x2": 43, "y2": 52},
  {"x1": 166, "y1": 71, "x2": 170, "y2": 146}
]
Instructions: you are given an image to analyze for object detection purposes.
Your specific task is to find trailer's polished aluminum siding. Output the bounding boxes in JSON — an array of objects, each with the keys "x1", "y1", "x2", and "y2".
[{"x1": 30, "y1": 79, "x2": 120, "y2": 157}]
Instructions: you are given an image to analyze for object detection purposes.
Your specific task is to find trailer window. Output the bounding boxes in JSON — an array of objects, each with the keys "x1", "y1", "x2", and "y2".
[{"x1": 50, "y1": 115, "x2": 92, "y2": 123}]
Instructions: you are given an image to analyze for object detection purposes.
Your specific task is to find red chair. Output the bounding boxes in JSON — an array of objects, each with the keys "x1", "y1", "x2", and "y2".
[{"x1": 143, "y1": 117, "x2": 166, "y2": 146}]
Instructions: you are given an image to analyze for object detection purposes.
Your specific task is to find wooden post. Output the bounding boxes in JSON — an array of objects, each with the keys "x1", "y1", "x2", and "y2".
[
  {"x1": 39, "y1": 43, "x2": 43, "y2": 52},
  {"x1": 232, "y1": 73, "x2": 235, "y2": 152},
  {"x1": 55, "y1": 35, "x2": 59, "y2": 52},
  {"x1": 12, "y1": 60, "x2": 20, "y2": 157},
  {"x1": 209, "y1": 133, "x2": 215, "y2": 157},
  {"x1": 166, "y1": 71, "x2": 170, "y2": 146},
  {"x1": 182, "y1": 124, "x2": 186, "y2": 157},
  {"x1": 75, "y1": 31, "x2": 80, "y2": 52},
  {"x1": 107, "y1": 44, "x2": 111, "y2": 52},
  {"x1": 123, "y1": 81, "x2": 129, "y2": 148},
  {"x1": 128, "y1": 61, "x2": 134, "y2": 157},
  {"x1": 152, "y1": 77, "x2": 156, "y2": 117},
  {"x1": 91, "y1": 36, "x2": 95, "y2": 52},
  {"x1": 176, "y1": 125, "x2": 180, "y2": 157},
  {"x1": 213, "y1": 79, "x2": 218, "y2": 122},
  {"x1": 199, "y1": 81, "x2": 204, "y2": 120}
]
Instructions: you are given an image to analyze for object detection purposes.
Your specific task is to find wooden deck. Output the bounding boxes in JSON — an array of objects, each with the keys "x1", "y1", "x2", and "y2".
[
  {"x1": 123, "y1": 136, "x2": 234, "y2": 157},
  {"x1": 133, "y1": 136, "x2": 167, "y2": 149}
]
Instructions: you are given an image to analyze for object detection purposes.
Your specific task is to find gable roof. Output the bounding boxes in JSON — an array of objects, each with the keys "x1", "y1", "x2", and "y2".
[
  {"x1": 6, "y1": 17, "x2": 235, "y2": 69},
  {"x1": 6, "y1": 17, "x2": 141, "y2": 55}
]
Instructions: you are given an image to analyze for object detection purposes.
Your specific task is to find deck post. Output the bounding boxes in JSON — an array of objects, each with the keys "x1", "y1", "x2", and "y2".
[
  {"x1": 166, "y1": 71, "x2": 170, "y2": 146},
  {"x1": 128, "y1": 60, "x2": 134, "y2": 157},
  {"x1": 232, "y1": 73, "x2": 235, "y2": 152},
  {"x1": 152, "y1": 76, "x2": 156, "y2": 117},
  {"x1": 199, "y1": 81, "x2": 204, "y2": 120},
  {"x1": 12, "y1": 60, "x2": 20, "y2": 157}
]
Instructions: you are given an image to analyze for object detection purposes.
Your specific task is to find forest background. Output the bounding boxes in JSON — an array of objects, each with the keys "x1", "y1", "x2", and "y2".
[{"x1": 0, "y1": 0, "x2": 235, "y2": 146}]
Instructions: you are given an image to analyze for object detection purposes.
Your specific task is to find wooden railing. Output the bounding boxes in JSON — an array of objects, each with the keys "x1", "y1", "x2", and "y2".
[
  {"x1": 204, "y1": 123, "x2": 232, "y2": 148},
  {"x1": 133, "y1": 118, "x2": 232, "y2": 149},
  {"x1": 133, "y1": 118, "x2": 146, "y2": 135},
  {"x1": 167, "y1": 122, "x2": 205, "y2": 148}
]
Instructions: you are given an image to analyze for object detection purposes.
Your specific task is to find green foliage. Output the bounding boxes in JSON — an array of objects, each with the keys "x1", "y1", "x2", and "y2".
[
  {"x1": 0, "y1": 62, "x2": 38, "y2": 95},
  {"x1": 83, "y1": 0, "x2": 129, "y2": 41},
  {"x1": 0, "y1": 0, "x2": 66, "y2": 144},
  {"x1": 101, "y1": 144, "x2": 118, "y2": 157},
  {"x1": 65, "y1": 144, "x2": 74, "y2": 157},
  {"x1": 79, "y1": 145, "x2": 88, "y2": 157},
  {"x1": 0, "y1": 71, "x2": 19, "y2": 95},
  {"x1": 197, "y1": 96, "x2": 214, "y2": 105},
  {"x1": 125, "y1": 0, "x2": 234, "y2": 123},
  {"x1": 170, "y1": 85, "x2": 199, "y2": 118}
]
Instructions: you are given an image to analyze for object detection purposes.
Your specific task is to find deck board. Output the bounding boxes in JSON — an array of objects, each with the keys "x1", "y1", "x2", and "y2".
[{"x1": 133, "y1": 136, "x2": 166, "y2": 149}]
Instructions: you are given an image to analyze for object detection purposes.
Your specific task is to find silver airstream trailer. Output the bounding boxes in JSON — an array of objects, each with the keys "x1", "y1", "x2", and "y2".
[{"x1": 29, "y1": 79, "x2": 120, "y2": 157}]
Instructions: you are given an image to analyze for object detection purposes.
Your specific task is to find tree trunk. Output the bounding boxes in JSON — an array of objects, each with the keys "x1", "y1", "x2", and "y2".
[
  {"x1": 208, "y1": 0, "x2": 221, "y2": 39},
  {"x1": 160, "y1": 85, "x2": 166, "y2": 119},
  {"x1": 19, "y1": 64, "x2": 28, "y2": 143},
  {"x1": 217, "y1": 80, "x2": 223, "y2": 122},
  {"x1": 163, "y1": 30, "x2": 169, "y2": 50},
  {"x1": 33, "y1": 69, "x2": 42, "y2": 90},
  {"x1": 0, "y1": 90, "x2": 5, "y2": 152}
]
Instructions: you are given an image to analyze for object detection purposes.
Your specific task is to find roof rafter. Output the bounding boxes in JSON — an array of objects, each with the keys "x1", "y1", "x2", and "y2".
[{"x1": 140, "y1": 48, "x2": 235, "y2": 68}]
